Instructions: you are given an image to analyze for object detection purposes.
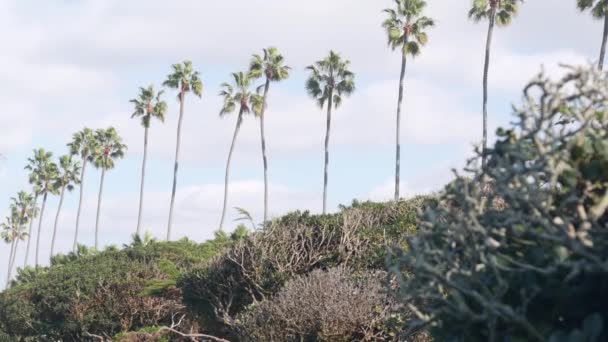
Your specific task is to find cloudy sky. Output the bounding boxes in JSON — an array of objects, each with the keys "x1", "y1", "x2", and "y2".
[{"x1": 0, "y1": 0, "x2": 600, "y2": 286}]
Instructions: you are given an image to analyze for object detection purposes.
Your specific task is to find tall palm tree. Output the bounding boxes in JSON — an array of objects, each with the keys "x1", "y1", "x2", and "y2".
[
  {"x1": 130, "y1": 85, "x2": 168, "y2": 236},
  {"x1": 218, "y1": 71, "x2": 262, "y2": 230},
  {"x1": 469, "y1": 0, "x2": 521, "y2": 170},
  {"x1": 382, "y1": 0, "x2": 434, "y2": 201},
  {"x1": 2, "y1": 192, "x2": 33, "y2": 288},
  {"x1": 50, "y1": 156, "x2": 81, "y2": 257},
  {"x1": 91, "y1": 127, "x2": 126, "y2": 250},
  {"x1": 2, "y1": 208, "x2": 24, "y2": 289},
  {"x1": 22, "y1": 191, "x2": 38, "y2": 268},
  {"x1": 577, "y1": 0, "x2": 608, "y2": 70},
  {"x1": 305, "y1": 51, "x2": 355, "y2": 214},
  {"x1": 68, "y1": 128, "x2": 97, "y2": 252},
  {"x1": 249, "y1": 47, "x2": 291, "y2": 224},
  {"x1": 23, "y1": 167, "x2": 43, "y2": 268},
  {"x1": 162, "y1": 61, "x2": 203, "y2": 241},
  {"x1": 25, "y1": 149, "x2": 59, "y2": 266}
]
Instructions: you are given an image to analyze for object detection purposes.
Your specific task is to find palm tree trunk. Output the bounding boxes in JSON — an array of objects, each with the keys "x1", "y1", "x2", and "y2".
[
  {"x1": 50, "y1": 185, "x2": 66, "y2": 258},
  {"x1": 95, "y1": 168, "x2": 106, "y2": 250},
  {"x1": 167, "y1": 95, "x2": 185, "y2": 241},
  {"x1": 219, "y1": 110, "x2": 244, "y2": 230},
  {"x1": 136, "y1": 126, "x2": 149, "y2": 236},
  {"x1": 24, "y1": 194, "x2": 38, "y2": 267},
  {"x1": 35, "y1": 192, "x2": 48, "y2": 267},
  {"x1": 73, "y1": 158, "x2": 87, "y2": 252},
  {"x1": 323, "y1": 90, "x2": 334, "y2": 214},
  {"x1": 481, "y1": 8, "x2": 496, "y2": 171},
  {"x1": 395, "y1": 50, "x2": 407, "y2": 201},
  {"x1": 260, "y1": 79, "x2": 271, "y2": 224},
  {"x1": 6, "y1": 239, "x2": 15, "y2": 289},
  {"x1": 599, "y1": 10, "x2": 608, "y2": 71}
]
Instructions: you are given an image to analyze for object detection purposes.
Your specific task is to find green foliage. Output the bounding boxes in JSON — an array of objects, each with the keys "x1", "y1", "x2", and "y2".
[
  {"x1": 25, "y1": 148, "x2": 60, "y2": 197},
  {"x1": 577, "y1": 0, "x2": 608, "y2": 19},
  {"x1": 219, "y1": 71, "x2": 262, "y2": 117},
  {"x1": 91, "y1": 127, "x2": 127, "y2": 170},
  {"x1": 468, "y1": 0, "x2": 523, "y2": 26},
  {"x1": 68, "y1": 127, "x2": 97, "y2": 160},
  {"x1": 391, "y1": 66, "x2": 608, "y2": 341},
  {"x1": 163, "y1": 60, "x2": 204, "y2": 98},
  {"x1": 382, "y1": 0, "x2": 434, "y2": 56},
  {"x1": 305, "y1": 51, "x2": 355, "y2": 109},
  {"x1": 130, "y1": 84, "x2": 168, "y2": 128},
  {"x1": 249, "y1": 47, "x2": 290, "y2": 84},
  {"x1": 0, "y1": 235, "x2": 232, "y2": 340}
]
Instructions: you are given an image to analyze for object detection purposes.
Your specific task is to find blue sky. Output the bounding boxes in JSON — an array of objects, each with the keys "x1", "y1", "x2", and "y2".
[{"x1": 0, "y1": 0, "x2": 600, "y2": 286}]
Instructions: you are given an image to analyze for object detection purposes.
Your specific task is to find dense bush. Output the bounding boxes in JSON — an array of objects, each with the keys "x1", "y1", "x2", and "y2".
[
  {"x1": 236, "y1": 267, "x2": 396, "y2": 341},
  {"x1": 392, "y1": 66, "x2": 608, "y2": 341},
  {"x1": 178, "y1": 198, "x2": 429, "y2": 338},
  {"x1": 0, "y1": 235, "x2": 235, "y2": 340}
]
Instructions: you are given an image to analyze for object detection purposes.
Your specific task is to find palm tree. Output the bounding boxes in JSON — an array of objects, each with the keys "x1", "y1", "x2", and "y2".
[
  {"x1": 50, "y1": 155, "x2": 81, "y2": 258},
  {"x1": 577, "y1": 0, "x2": 608, "y2": 70},
  {"x1": 162, "y1": 61, "x2": 203, "y2": 241},
  {"x1": 91, "y1": 127, "x2": 126, "y2": 250},
  {"x1": 22, "y1": 192, "x2": 38, "y2": 268},
  {"x1": 68, "y1": 128, "x2": 97, "y2": 252},
  {"x1": 25, "y1": 149, "x2": 59, "y2": 266},
  {"x1": 305, "y1": 51, "x2": 355, "y2": 214},
  {"x1": 382, "y1": 0, "x2": 434, "y2": 201},
  {"x1": 23, "y1": 184, "x2": 40, "y2": 267},
  {"x1": 248, "y1": 47, "x2": 291, "y2": 224},
  {"x1": 3, "y1": 208, "x2": 24, "y2": 289},
  {"x1": 2, "y1": 192, "x2": 33, "y2": 288},
  {"x1": 218, "y1": 71, "x2": 262, "y2": 230},
  {"x1": 130, "y1": 85, "x2": 168, "y2": 236},
  {"x1": 469, "y1": 0, "x2": 521, "y2": 170}
]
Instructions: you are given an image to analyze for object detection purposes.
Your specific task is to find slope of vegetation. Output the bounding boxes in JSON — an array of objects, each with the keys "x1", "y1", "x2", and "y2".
[{"x1": 0, "y1": 199, "x2": 431, "y2": 341}]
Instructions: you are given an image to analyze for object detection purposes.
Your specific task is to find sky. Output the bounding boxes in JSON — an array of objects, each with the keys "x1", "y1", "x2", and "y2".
[{"x1": 0, "y1": 0, "x2": 601, "y2": 286}]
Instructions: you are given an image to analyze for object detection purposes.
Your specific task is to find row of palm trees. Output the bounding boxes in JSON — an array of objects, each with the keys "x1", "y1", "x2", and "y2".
[
  {"x1": 3, "y1": 0, "x2": 608, "y2": 287},
  {"x1": 0, "y1": 128, "x2": 126, "y2": 286}
]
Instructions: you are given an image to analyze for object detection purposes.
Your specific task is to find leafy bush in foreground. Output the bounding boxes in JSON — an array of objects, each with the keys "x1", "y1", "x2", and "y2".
[{"x1": 392, "y1": 66, "x2": 608, "y2": 341}]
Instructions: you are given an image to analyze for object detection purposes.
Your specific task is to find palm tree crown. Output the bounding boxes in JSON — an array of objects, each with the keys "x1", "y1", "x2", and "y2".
[
  {"x1": 249, "y1": 47, "x2": 291, "y2": 84},
  {"x1": 68, "y1": 128, "x2": 97, "y2": 161},
  {"x1": 130, "y1": 85, "x2": 168, "y2": 128},
  {"x1": 382, "y1": 0, "x2": 434, "y2": 56},
  {"x1": 54, "y1": 156, "x2": 81, "y2": 191},
  {"x1": 10, "y1": 192, "x2": 35, "y2": 227},
  {"x1": 578, "y1": 0, "x2": 608, "y2": 17},
  {"x1": 91, "y1": 128, "x2": 127, "y2": 170},
  {"x1": 305, "y1": 51, "x2": 355, "y2": 109},
  {"x1": 219, "y1": 72, "x2": 262, "y2": 116},
  {"x1": 25, "y1": 149, "x2": 59, "y2": 197},
  {"x1": 1, "y1": 207, "x2": 27, "y2": 246},
  {"x1": 163, "y1": 60, "x2": 203, "y2": 100},
  {"x1": 469, "y1": 0, "x2": 521, "y2": 26}
]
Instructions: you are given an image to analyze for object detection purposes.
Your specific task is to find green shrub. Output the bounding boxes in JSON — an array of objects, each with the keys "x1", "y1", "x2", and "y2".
[
  {"x1": 392, "y1": 66, "x2": 608, "y2": 341},
  {"x1": 0, "y1": 235, "x2": 233, "y2": 340}
]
